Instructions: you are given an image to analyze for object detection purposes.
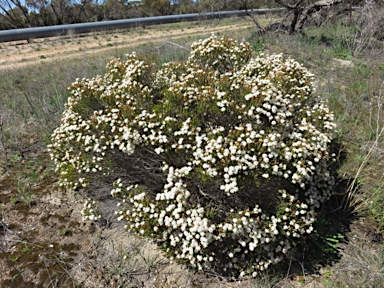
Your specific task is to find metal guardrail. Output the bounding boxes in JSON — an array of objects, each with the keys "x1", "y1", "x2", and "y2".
[{"x1": 0, "y1": 8, "x2": 285, "y2": 43}]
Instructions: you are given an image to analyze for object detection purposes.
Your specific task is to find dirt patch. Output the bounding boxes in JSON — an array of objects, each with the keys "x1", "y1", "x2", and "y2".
[{"x1": 0, "y1": 22, "x2": 254, "y2": 71}]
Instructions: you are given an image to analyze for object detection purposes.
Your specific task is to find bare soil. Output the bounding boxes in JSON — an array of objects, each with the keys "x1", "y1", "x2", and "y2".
[{"x1": 0, "y1": 22, "x2": 253, "y2": 71}]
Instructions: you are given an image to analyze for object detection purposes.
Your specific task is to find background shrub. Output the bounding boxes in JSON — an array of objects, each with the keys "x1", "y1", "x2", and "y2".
[{"x1": 49, "y1": 34, "x2": 336, "y2": 276}]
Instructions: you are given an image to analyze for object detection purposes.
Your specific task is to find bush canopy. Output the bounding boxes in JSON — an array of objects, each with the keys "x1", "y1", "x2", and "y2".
[{"x1": 49, "y1": 34, "x2": 336, "y2": 276}]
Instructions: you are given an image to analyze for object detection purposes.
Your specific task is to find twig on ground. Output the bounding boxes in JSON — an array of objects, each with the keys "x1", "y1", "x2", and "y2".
[
  {"x1": 0, "y1": 244, "x2": 30, "y2": 288},
  {"x1": 155, "y1": 41, "x2": 189, "y2": 53}
]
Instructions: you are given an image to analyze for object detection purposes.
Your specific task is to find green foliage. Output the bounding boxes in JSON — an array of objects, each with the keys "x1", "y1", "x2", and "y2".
[
  {"x1": 16, "y1": 177, "x2": 34, "y2": 206},
  {"x1": 59, "y1": 229, "x2": 68, "y2": 236},
  {"x1": 367, "y1": 187, "x2": 384, "y2": 234},
  {"x1": 10, "y1": 198, "x2": 18, "y2": 204},
  {"x1": 21, "y1": 241, "x2": 32, "y2": 254},
  {"x1": 249, "y1": 37, "x2": 266, "y2": 53},
  {"x1": 302, "y1": 216, "x2": 345, "y2": 267},
  {"x1": 304, "y1": 14, "x2": 383, "y2": 59}
]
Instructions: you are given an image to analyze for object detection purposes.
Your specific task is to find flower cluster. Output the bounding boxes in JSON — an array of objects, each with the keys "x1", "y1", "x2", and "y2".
[
  {"x1": 188, "y1": 33, "x2": 252, "y2": 73},
  {"x1": 81, "y1": 198, "x2": 101, "y2": 221},
  {"x1": 49, "y1": 35, "x2": 336, "y2": 277}
]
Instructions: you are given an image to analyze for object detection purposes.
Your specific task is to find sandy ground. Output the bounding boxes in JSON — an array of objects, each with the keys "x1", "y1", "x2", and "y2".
[{"x1": 0, "y1": 22, "x2": 254, "y2": 71}]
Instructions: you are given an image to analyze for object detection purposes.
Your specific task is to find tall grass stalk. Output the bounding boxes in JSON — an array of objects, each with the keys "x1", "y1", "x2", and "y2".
[
  {"x1": 22, "y1": 91, "x2": 51, "y2": 133},
  {"x1": 342, "y1": 82, "x2": 384, "y2": 212},
  {"x1": 0, "y1": 116, "x2": 8, "y2": 162}
]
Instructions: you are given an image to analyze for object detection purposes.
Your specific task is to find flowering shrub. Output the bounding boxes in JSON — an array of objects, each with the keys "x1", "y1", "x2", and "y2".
[
  {"x1": 188, "y1": 33, "x2": 252, "y2": 73},
  {"x1": 81, "y1": 198, "x2": 101, "y2": 221},
  {"x1": 48, "y1": 34, "x2": 336, "y2": 276}
]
